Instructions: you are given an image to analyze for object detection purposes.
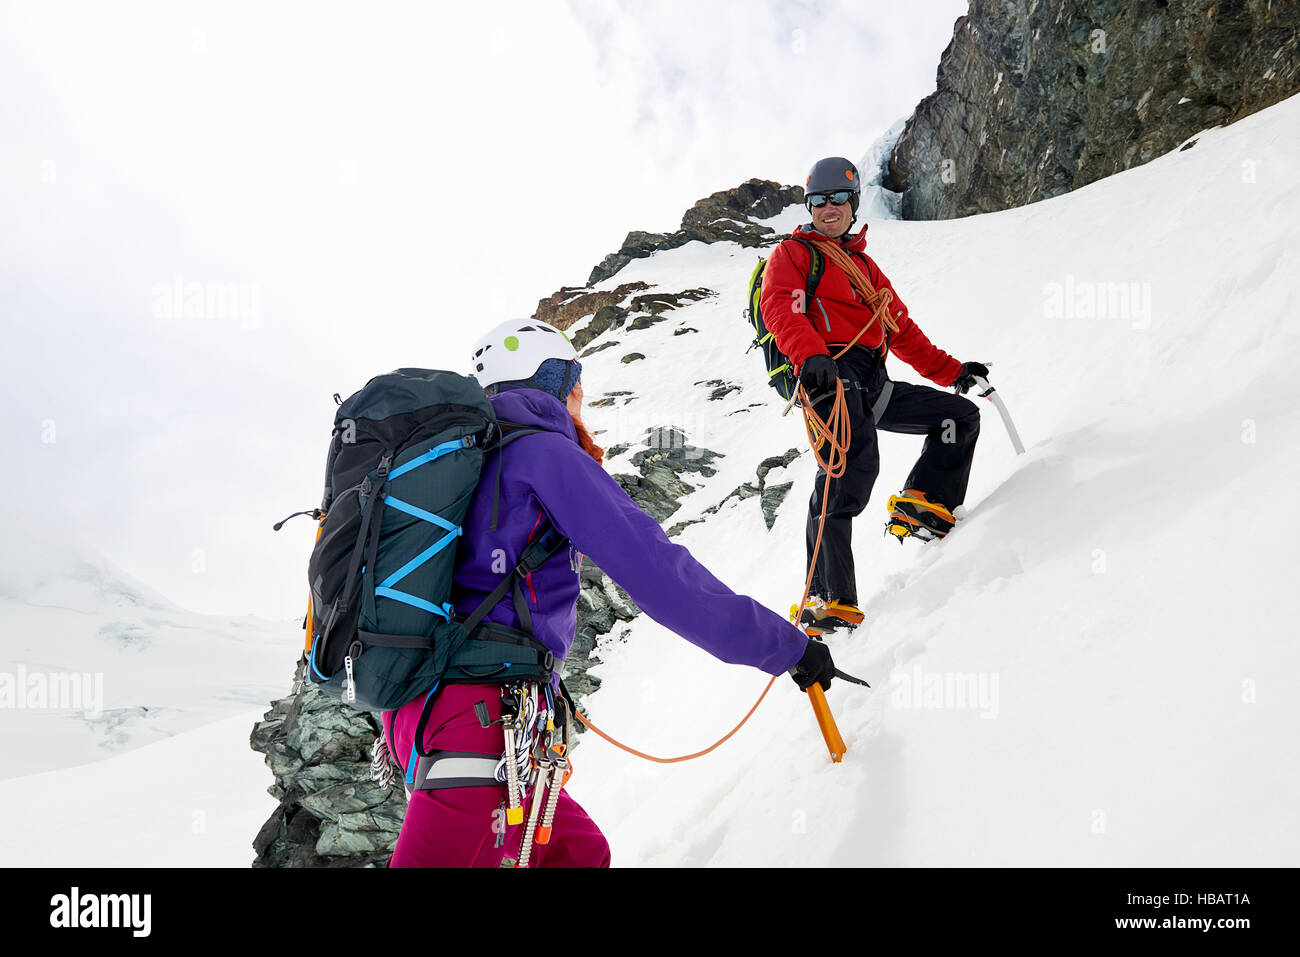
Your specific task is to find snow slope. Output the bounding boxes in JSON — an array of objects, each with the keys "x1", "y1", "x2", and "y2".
[
  {"x1": 4, "y1": 92, "x2": 1298, "y2": 868},
  {"x1": 561, "y1": 93, "x2": 1300, "y2": 866},
  {"x1": 0, "y1": 709, "x2": 276, "y2": 866}
]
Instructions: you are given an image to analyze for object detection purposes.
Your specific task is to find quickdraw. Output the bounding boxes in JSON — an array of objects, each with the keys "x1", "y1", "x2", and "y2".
[{"x1": 516, "y1": 682, "x2": 572, "y2": 867}]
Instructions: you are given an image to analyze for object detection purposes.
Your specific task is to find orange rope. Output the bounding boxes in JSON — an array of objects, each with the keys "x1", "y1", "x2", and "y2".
[
  {"x1": 805, "y1": 234, "x2": 899, "y2": 359},
  {"x1": 795, "y1": 381, "x2": 852, "y2": 623},
  {"x1": 572, "y1": 677, "x2": 777, "y2": 764}
]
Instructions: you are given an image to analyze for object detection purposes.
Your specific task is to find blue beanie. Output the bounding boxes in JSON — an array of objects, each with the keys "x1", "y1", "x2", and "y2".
[
  {"x1": 489, "y1": 357, "x2": 581, "y2": 402},
  {"x1": 528, "y1": 357, "x2": 582, "y2": 402}
]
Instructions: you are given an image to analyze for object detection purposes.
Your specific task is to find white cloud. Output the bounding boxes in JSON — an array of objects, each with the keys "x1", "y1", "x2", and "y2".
[{"x1": 0, "y1": 0, "x2": 966, "y2": 616}]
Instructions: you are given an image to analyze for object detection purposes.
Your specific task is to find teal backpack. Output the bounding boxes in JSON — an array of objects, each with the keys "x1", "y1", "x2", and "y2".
[{"x1": 288, "y1": 368, "x2": 568, "y2": 715}]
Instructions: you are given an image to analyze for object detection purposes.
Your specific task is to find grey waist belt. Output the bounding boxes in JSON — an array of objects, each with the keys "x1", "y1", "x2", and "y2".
[
  {"x1": 870, "y1": 380, "x2": 894, "y2": 423},
  {"x1": 410, "y1": 749, "x2": 503, "y2": 791},
  {"x1": 839, "y1": 377, "x2": 893, "y2": 423},
  {"x1": 873, "y1": 379, "x2": 894, "y2": 421}
]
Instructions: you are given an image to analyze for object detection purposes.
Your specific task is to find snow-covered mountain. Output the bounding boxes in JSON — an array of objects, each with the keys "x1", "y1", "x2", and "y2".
[
  {"x1": 556, "y1": 93, "x2": 1300, "y2": 866},
  {"x1": 5, "y1": 90, "x2": 1299, "y2": 868},
  {"x1": 0, "y1": 509, "x2": 300, "y2": 782}
]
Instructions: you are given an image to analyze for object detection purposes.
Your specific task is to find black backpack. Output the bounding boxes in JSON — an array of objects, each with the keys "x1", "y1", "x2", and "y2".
[
  {"x1": 287, "y1": 368, "x2": 568, "y2": 714},
  {"x1": 744, "y1": 238, "x2": 825, "y2": 400}
]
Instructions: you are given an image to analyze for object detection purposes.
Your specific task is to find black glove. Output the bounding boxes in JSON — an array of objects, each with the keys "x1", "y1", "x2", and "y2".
[
  {"x1": 952, "y1": 361, "x2": 990, "y2": 395},
  {"x1": 798, "y1": 354, "x2": 838, "y2": 398},
  {"x1": 789, "y1": 638, "x2": 835, "y2": 693}
]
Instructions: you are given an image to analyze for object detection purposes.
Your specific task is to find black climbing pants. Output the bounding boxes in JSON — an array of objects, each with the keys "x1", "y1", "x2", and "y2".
[{"x1": 805, "y1": 347, "x2": 980, "y2": 606}]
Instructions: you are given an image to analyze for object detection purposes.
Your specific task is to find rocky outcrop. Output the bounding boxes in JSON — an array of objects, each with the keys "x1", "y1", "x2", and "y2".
[
  {"x1": 566, "y1": 288, "x2": 716, "y2": 352},
  {"x1": 612, "y1": 427, "x2": 724, "y2": 525},
  {"x1": 585, "y1": 180, "x2": 802, "y2": 285},
  {"x1": 694, "y1": 379, "x2": 743, "y2": 402},
  {"x1": 534, "y1": 281, "x2": 651, "y2": 332},
  {"x1": 587, "y1": 389, "x2": 635, "y2": 408},
  {"x1": 251, "y1": 665, "x2": 403, "y2": 868},
  {"x1": 704, "y1": 448, "x2": 803, "y2": 531},
  {"x1": 891, "y1": 0, "x2": 1300, "y2": 220}
]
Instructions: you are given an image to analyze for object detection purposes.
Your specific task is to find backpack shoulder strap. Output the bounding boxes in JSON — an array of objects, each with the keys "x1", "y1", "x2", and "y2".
[
  {"x1": 457, "y1": 518, "x2": 568, "y2": 639},
  {"x1": 793, "y1": 238, "x2": 825, "y2": 304},
  {"x1": 484, "y1": 419, "x2": 546, "y2": 531}
]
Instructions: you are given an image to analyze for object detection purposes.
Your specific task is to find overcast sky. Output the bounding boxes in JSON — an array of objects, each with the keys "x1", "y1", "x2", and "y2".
[{"x1": 1, "y1": 0, "x2": 967, "y2": 618}]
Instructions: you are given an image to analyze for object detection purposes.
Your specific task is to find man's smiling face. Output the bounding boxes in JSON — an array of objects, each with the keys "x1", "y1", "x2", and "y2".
[{"x1": 810, "y1": 194, "x2": 852, "y2": 238}]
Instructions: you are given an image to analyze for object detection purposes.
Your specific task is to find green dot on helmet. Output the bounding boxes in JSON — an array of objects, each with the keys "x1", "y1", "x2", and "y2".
[{"x1": 504, "y1": 335, "x2": 519, "y2": 351}]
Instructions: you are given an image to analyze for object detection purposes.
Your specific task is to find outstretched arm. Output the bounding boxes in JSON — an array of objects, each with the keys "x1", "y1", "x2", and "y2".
[{"x1": 523, "y1": 434, "x2": 808, "y2": 676}]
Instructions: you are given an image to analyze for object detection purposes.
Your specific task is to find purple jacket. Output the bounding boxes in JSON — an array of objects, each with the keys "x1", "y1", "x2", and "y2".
[{"x1": 450, "y1": 388, "x2": 808, "y2": 681}]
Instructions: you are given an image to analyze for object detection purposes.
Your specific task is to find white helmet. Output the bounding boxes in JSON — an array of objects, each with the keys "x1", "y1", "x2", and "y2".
[{"x1": 471, "y1": 319, "x2": 578, "y2": 388}]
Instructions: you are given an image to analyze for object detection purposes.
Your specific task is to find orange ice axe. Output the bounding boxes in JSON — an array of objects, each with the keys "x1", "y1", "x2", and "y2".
[
  {"x1": 808, "y1": 683, "x2": 846, "y2": 762},
  {"x1": 807, "y1": 666, "x2": 869, "y2": 762}
]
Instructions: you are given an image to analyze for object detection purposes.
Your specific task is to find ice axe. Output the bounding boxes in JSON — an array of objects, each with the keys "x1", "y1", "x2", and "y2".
[
  {"x1": 807, "y1": 684, "x2": 846, "y2": 763},
  {"x1": 971, "y1": 374, "x2": 1025, "y2": 455},
  {"x1": 806, "y1": 668, "x2": 870, "y2": 763}
]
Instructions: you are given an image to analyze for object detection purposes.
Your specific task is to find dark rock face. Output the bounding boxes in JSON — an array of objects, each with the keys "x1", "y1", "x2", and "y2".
[
  {"x1": 572, "y1": 305, "x2": 627, "y2": 351},
  {"x1": 579, "y1": 339, "x2": 621, "y2": 358},
  {"x1": 891, "y1": 0, "x2": 1300, "y2": 219},
  {"x1": 612, "y1": 427, "x2": 724, "y2": 525},
  {"x1": 566, "y1": 288, "x2": 716, "y2": 352},
  {"x1": 587, "y1": 390, "x2": 635, "y2": 408},
  {"x1": 534, "y1": 281, "x2": 651, "y2": 331},
  {"x1": 705, "y1": 448, "x2": 803, "y2": 531},
  {"x1": 628, "y1": 314, "x2": 666, "y2": 332},
  {"x1": 586, "y1": 179, "x2": 803, "y2": 284},
  {"x1": 251, "y1": 665, "x2": 405, "y2": 868},
  {"x1": 694, "y1": 379, "x2": 743, "y2": 401},
  {"x1": 631, "y1": 288, "x2": 715, "y2": 314}
]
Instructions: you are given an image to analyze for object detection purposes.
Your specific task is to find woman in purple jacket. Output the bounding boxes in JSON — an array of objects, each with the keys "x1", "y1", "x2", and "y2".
[{"x1": 384, "y1": 319, "x2": 835, "y2": 867}]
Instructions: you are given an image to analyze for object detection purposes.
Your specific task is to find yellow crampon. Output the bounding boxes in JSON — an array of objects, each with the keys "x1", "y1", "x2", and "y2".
[
  {"x1": 885, "y1": 490, "x2": 956, "y2": 543},
  {"x1": 790, "y1": 597, "x2": 864, "y2": 633}
]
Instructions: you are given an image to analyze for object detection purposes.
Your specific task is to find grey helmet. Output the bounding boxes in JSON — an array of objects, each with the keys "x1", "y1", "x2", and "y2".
[{"x1": 805, "y1": 156, "x2": 862, "y2": 217}]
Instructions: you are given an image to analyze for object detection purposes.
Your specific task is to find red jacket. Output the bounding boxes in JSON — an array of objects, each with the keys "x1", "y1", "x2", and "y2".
[{"x1": 758, "y1": 224, "x2": 962, "y2": 387}]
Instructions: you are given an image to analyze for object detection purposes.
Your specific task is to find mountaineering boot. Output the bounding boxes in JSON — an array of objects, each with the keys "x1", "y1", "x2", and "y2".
[
  {"x1": 791, "y1": 597, "x2": 864, "y2": 634},
  {"x1": 886, "y1": 489, "x2": 956, "y2": 543}
]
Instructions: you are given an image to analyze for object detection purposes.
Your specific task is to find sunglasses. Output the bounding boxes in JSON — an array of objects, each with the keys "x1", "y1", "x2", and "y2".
[{"x1": 807, "y1": 190, "x2": 853, "y2": 208}]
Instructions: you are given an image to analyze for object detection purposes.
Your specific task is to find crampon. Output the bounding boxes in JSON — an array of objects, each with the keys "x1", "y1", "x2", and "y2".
[
  {"x1": 790, "y1": 597, "x2": 865, "y2": 634},
  {"x1": 885, "y1": 489, "x2": 956, "y2": 543}
]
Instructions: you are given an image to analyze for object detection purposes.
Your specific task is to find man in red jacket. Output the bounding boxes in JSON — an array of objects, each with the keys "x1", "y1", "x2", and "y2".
[{"x1": 760, "y1": 156, "x2": 988, "y2": 633}]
